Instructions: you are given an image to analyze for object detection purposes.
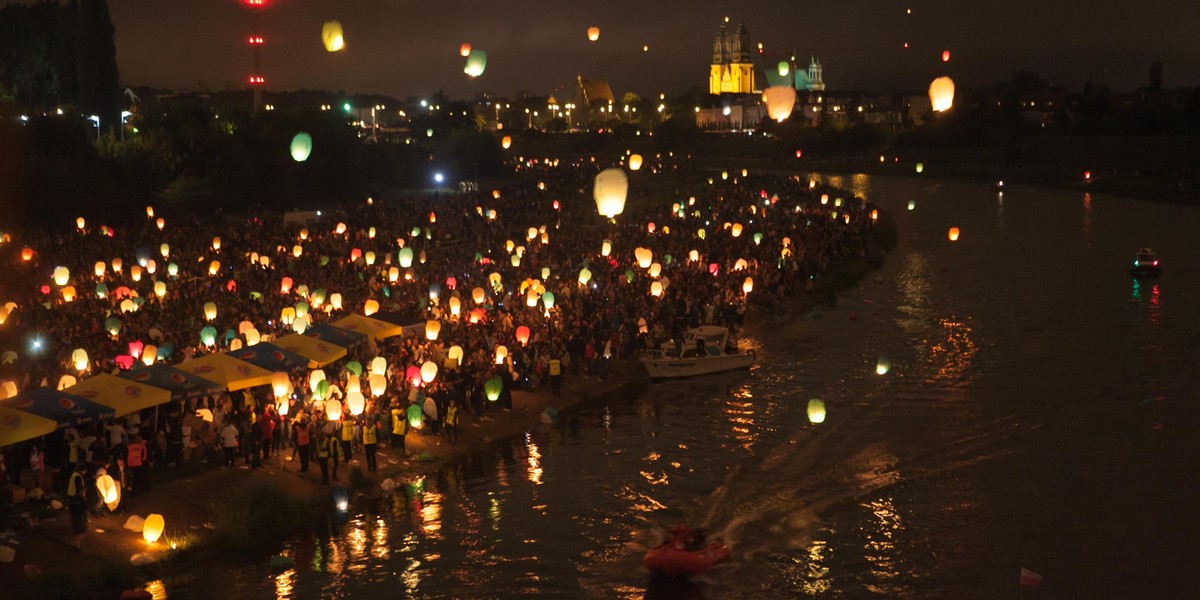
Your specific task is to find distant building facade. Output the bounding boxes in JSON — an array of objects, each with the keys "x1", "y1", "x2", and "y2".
[{"x1": 709, "y1": 21, "x2": 755, "y2": 95}]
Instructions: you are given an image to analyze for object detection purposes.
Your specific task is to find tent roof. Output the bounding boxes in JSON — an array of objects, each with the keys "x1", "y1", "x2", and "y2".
[
  {"x1": 224, "y1": 342, "x2": 314, "y2": 370},
  {"x1": 175, "y1": 353, "x2": 275, "y2": 392},
  {"x1": 331, "y1": 314, "x2": 406, "y2": 341},
  {"x1": 0, "y1": 404, "x2": 57, "y2": 448},
  {"x1": 274, "y1": 333, "x2": 348, "y2": 367},
  {"x1": 0, "y1": 387, "x2": 115, "y2": 429},
  {"x1": 117, "y1": 364, "x2": 224, "y2": 400},
  {"x1": 65, "y1": 374, "x2": 172, "y2": 418}
]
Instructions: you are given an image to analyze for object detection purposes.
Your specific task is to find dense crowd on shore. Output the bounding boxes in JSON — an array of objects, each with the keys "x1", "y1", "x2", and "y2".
[{"x1": 0, "y1": 158, "x2": 880, "y2": 526}]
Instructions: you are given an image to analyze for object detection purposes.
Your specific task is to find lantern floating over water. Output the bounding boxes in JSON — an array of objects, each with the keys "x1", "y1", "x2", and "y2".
[
  {"x1": 928, "y1": 76, "x2": 955, "y2": 112},
  {"x1": 763, "y1": 86, "x2": 797, "y2": 122},
  {"x1": 876, "y1": 355, "x2": 892, "y2": 375},
  {"x1": 321, "y1": 20, "x2": 344, "y2": 52},
  {"x1": 291, "y1": 132, "x2": 313, "y2": 162},
  {"x1": 806, "y1": 399, "x2": 826, "y2": 424},
  {"x1": 464, "y1": 49, "x2": 487, "y2": 77},
  {"x1": 948, "y1": 227, "x2": 960, "y2": 241},
  {"x1": 593, "y1": 168, "x2": 628, "y2": 218},
  {"x1": 143, "y1": 513, "x2": 165, "y2": 544},
  {"x1": 587, "y1": 26, "x2": 600, "y2": 41}
]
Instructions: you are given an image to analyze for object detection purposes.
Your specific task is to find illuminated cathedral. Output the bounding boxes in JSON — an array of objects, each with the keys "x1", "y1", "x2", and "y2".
[{"x1": 709, "y1": 20, "x2": 755, "y2": 94}]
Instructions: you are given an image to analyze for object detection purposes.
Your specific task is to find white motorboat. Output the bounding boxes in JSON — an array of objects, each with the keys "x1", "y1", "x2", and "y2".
[{"x1": 640, "y1": 326, "x2": 755, "y2": 379}]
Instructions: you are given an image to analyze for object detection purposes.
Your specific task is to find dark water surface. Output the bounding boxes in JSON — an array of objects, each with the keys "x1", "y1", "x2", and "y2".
[{"x1": 159, "y1": 175, "x2": 1200, "y2": 599}]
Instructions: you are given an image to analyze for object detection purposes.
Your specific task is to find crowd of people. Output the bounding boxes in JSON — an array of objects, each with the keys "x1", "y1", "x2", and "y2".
[{"x1": 0, "y1": 158, "x2": 881, "y2": 526}]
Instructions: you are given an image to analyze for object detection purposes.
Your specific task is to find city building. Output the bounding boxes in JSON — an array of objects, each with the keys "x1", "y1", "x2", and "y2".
[{"x1": 709, "y1": 20, "x2": 755, "y2": 95}]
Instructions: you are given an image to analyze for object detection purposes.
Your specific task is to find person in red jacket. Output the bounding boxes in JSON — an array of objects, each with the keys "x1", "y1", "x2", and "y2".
[{"x1": 126, "y1": 433, "x2": 149, "y2": 496}]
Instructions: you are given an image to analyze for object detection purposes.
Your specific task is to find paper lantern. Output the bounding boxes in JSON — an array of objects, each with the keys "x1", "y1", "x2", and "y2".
[
  {"x1": 731, "y1": 223, "x2": 744, "y2": 238},
  {"x1": 335, "y1": 222, "x2": 347, "y2": 235},
  {"x1": 929, "y1": 76, "x2": 955, "y2": 112},
  {"x1": 649, "y1": 262, "x2": 662, "y2": 278},
  {"x1": 365, "y1": 251, "x2": 376, "y2": 266},
  {"x1": 330, "y1": 293, "x2": 343, "y2": 310},
  {"x1": 309, "y1": 370, "x2": 327, "y2": 393},
  {"x1": 369, "y1": 373, "x2": 386, "y2": 397},
  {"x1": 291, "y1": 132, "x2": 313, "y2": 162},
  {"x1": 203, "y1": 302, "x2": 217, "y2": 321},
  {"x1": 130, "y1": 266, "x2": 142, "y2": 282},
  {"x1": 272, "y1": 372, "x2": 289, "y2": 399},
  {"x1": 628, "y1": 154, "x2": 643, "y2": 171},
  {"x1": 472, "y1": 287, "x2": 486, "y2": 304},
  {"x1": 488, "y1": 272, "x2": 503, "y2": 291},
  {"x1": 515, "y1": 325, "x2": 531, "y2": 345},
  {"x1": 208, "y1": 261, "x2": 220, "y2": 276},
  {"x1": 200, "y1": 326, "x2": 217, "y2": 347},
  {"x1": 370, "y1": 356, "x2": 387, "y2": 376},
  {"x1": 742, "y1": 277, "x2": 755, "y2": 295},
  {"x1": 93, "y1": 261, "x2": 106, "y2": 278},
  {"x1": 325, "y1": 399, "x2": 343, "y2": 421},
  {"x1": 167, "y1": 263, "x2": 178, "y2": 277},
  {"x1": 96, "y1": 474, "x2": 120, "y2": 511},
  {"x1": 541, "y1": 292, "x2": 555, "y2": 309},
  {"x1": 277, "y1": 394, "x2": 290, "y2": 416},
  {"x1": 484, "y1": 378, "x2": 503, "y2": 402},
  {"x1": 142, "y1": 345, "x2": 157, "y2": 366},
  {"x1": 154, "y1": 281, "x2": 167, "y2": 298},
  {"x1": 244, "y1": 328, "x2": 260, "y2": 346},
  {"x1": 405, "y1": 366, "x2": 422, "y2": 386},
  {"x1": 650, "y1": 282, "x2": 663, "y2": 297},
  {"x1": 407, "y1": 403, "x2": 423, "y2": 428},
  {"x1": 53, "y1": 266, "x2": 70, "y2": 286},
  {"x1": 143, "y1": 513, "x2": 165, "y2": 543},
  {"x1": 72, "y1": 348, "x2": 89, "y2": 372},
  {"x1": 494, "y1": 345, "x2": 508, "y2": 364},
  {"x1": 876, "y1": 355, "x2": 892, "y2": 375},
  {"x1": 448, "y1": 296, "x2": 461, "y2": 316},
  {"x1": 155, "y1": 218, "x2": 165, "y2": 230},
  {"x1": 460, "y1": 42, "x2": 472, "y2": 57},
  {"x1": 464, "y1": 49, "x2": 487, "y2": 77},
  {"x1": 525, "y1": 290, "x2": 538, "y2": 307},
  {"x1": 601, "y1": 239, "x2": 612, "y2": 256},
  {"x1": 420, "y1": 360, "x2": 438, "y2": 383},
  {"x1": 61, "y1": 286, "x2": 76, "y2": 302},
  {"x1": 0, "y1": 381, "x2": 15, "y2": 399},
  {"x1": 807, "y1": 399, "x2": 826, "y2": 424},
  {"x1": 763, "y1": 86, "x2": 797, "y2": 122},
  {"x1": 346, "y1": 361, "x2": 363, "y2": 378},
  {"x1": 322, "y1": 20, "x2": 345, "y2": 52},
  {"x1": 21, "y1": 247, "x2": 33, "y2": 261},
  {"x1": 448, "y1": 345, "x2": 464, "y2": 364},
  {"x1": 346, "y1": 390, "x2": 365, "y2": 416},
  {"x1": 587, "y1": 26, "x2": 600, "y2": 41},
  {"x1": 398, "y1": 247, "x2": 414, "y2": 268},
  {"x1": 57, "y1": 374, "x2": 76, "y2": 390},
  {"x1": 734, "y1": 258, "x2": 748, "y2": 271},
  {"x1": 942, "y1": 49, "x2": 951, "y2": 62},
  {"x1": 634, "y1": 247, "x2": 653, "y2": 269},
  {"x1": 425, "y1": 319, "x2": 441, "y2": 340},
  {"x1": 578, "y1": 268, "x2": 592, "y2": 285},
  {"x1": 501, "y1": 135, "x2": 512, "y2": 149},
  {"x1": 364, "y1": 299, "x2": 379, "y2": 316},
  {"x1": 593, "y1": 168, "x2": 628, "y2": 218},
  {"x1": 948, "y1": 227, "x2": 960, "y2": 241}
]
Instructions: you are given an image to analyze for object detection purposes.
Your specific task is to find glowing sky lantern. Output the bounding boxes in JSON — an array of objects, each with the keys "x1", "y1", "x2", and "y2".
[
  {"x1": 915, "y1": 163, "x2": 924, "y2": 173},
  {"x1": 369, "y1": 373, "x2": 386, "y2": 397},
  {"x1": 272, "y1": 372, "x2": 289, "y2": 400},
  {"x1": 72, "y1": 348, "x2": 89, "y2": 372},
  {"x1": 321, "y1": 20, "x2": 344, "y2": 52},
  {"x1": 200, "y1": 326, "x2": 217, "y2": 347},
  {"x1": 628, "y1": 154, "x2": 643, "y2": 171},
  {"x1": 807, "y1": 399, "x2": 826, "y2": 424},
  {"x1": 587, "y1": 26, "x2": 600, "y2": 41},
  {"x1": 96, "y1": 474, "x2": 120, "y2": 511},
  {"x1": 76, "y1": 217, "x2": 85, "y2": 230},
  {"x1": 464, "y1": 49, "x2": 487, "y2": 77},
  {"x1": 160, "y1": 243, "x2": 170, "y2": 258},
  {"x1": 330, "y1": 293, "x2": 343, "y2": 310},
  {"x1": 420, "y1": 360, "x2": 438, "y2": 384},
  {"x1": 447, "y1": 345, "x2": 464, "y2": 366},
  {"x1": 154, "y1": 281, "x2": 167, "y2": 298},
  {"x1": 942, "y1": 49, "x2": 951, "y2": 62},
  {"x1": 309, "y1": 369, "x2": 327, "y2": 394},
  {"x1": 484, "y1": 378, "x2": 503, "y2": 402},
  {"x1": 541, "y1": 291, "x2": 556, "y2": 310},
  {"x1": 346, "y1": 390, "x2": 365, "y2": 416},
  {"x1": 336, "y1": 222, "x2": 347, "y2": 235},
  {"x1": 94, "y1": 261, "x2": 106, "y2": 278},
  {"x1": 494, "y1": 345, "x2": 508, "y2": 364},
  {"x1": 209, "y1": 260, "x2": 220, "y2": 276},
  {"x1": 370, "y1": 356, "x2": 387, "y2": 377},
  {"x1": 460, "y1": 42, "x2": 472, "y2": 57},
  {"x1": 407, "y1": 403, "x2": 423, "y2": 428},
  {"x1": 515, "y1": 325, "x2": 531, "y2": 345},
  {"x1": 731, "y1": 223, "x2": 744, "y2": 237},
  {"x1": 21, "y1": 247, "x2": 33, "y2": 261},
  {"x1": 501, "y1": 135, "x2": 512, "y2": 149},
  {"x1": 743, "y1": 277, "x2": 754, "y2": 294},
  {"x1": 53, "y1": 266, "x2": 70, "y2": 286},
  {"x1": 203, "y1": 302, "x2": 217, "y2": 321},
  {"x1": 325, "y1": 399, "x2": 343, "y2": 421},
  {"x1": 398, "y1": 247, "x2": 414, "y2": 268},
  {"x1": 364, "y1": 299, "x2": 380, "y2": 316},
  {"x1": 649, "y1": 262, "x2": 662, "y2": 278},
  {"x1": 426, "y1": 319, "x2": 441, "y2": 341},
  {"x1": 948, "y1": 227, "x2": 961, "y2": 241},
  {"x1": 876, "y1": 355, "x2": 892, "y2": 375},
  {"x1": 143, "y1": 513, "x2": 165, "y2": 544},
  {"x1": 472, "y1": 287, "x2": 486, "y2": 304},
  {"x1": 155, "y1": 217, "x2": 165, "y2": 230},
  {"x1": 929, "y1": 76, "x2": 955, "y2": 112},
  {"x1": 578, "y1": 267, "x2": 592, "y2": 285},
  {"x1": 291, "y1": 132, "x2": 313, "y2": 162},
  {"x1": 650, "y1": 281, "x2": 663, "y2": 297},
  {"x1": 593, "y1": 168, "x2": 629, "y2": 218},
  {"x1": 601, "y1": 239, "x2": 612, "y2": 256},
  {"x1": 634, "y1": 247, "x2": 653, "y2": 269},
  {"x1": 763, "y1": 86, "x2": 797, "y2": 122}
]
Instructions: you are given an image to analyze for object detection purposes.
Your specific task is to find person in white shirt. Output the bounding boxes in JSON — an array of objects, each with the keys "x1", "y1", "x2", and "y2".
[{"x1": 219, "y1": 421, "x2": 239, "y2": 468}]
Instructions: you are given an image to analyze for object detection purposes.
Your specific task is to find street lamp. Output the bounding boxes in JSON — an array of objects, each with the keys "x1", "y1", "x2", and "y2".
[
  {"x1": 120, "y1": 111, "x2": 131, "y2": 141},
  {"x1": 87, "y1": 115, "x2": 100, "y2": 140}
]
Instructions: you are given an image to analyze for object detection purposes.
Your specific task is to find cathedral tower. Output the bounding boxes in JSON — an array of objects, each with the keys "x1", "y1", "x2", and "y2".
[{"x1": 709, "y1": 19, "x2": 756, "y2": 95}]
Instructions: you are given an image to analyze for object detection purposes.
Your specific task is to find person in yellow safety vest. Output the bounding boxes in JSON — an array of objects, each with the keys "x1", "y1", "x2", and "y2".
[
  {"x1": 67, "y1": 463, "x2": 88, "y2": 547},
  {"x1": 391, "y1": 405, "x2": 407, "y2": 455},
  {"x1": 548, "y1": 357, "x2": 563, "y2": 396},
  {"x1": 445, "y1": 400, "x2": 459, "y2": 444},
  {"x1": 362, "y1": 413, "x2": 379, "y2": 472},
  {"x1": 316, "y1": 431, "x2": 341, "y2": 484},
  {"x1": 340, "y1": 417, "x2": 355, "y2": 462}
]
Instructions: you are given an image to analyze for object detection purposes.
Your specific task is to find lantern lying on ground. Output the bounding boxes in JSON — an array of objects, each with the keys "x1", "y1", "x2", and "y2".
[
  {"x1": 143, "y1": 513, "x2": 165, "y2": 543},
  {"x1": 484, "y1": 378, "x2": 502, "y2": 401}
]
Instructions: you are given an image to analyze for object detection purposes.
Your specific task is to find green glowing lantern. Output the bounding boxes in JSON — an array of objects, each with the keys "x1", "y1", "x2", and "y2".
[
  {"x1": 295, "y1": 301, "x2": 309, "y2": 317},
  {"x1": 105, "y1": 317, "x2": 121, "y2": 336},
  {"x1": 407, "y1": 403, "x2": 424, "y2": 428},
  {"x1": 625, "y1": 270, "x2": 635, "y2": 284},
  {"x1": 541, "y1": 292, "x2": 555, "y2": 309},
  {"x1": 345, "y1": 361, "x2": 363, "y2": 377},
  {"x1": 753, "y1": 232, "x2": 763, "y2": 246},
  {"x1": 290, "y1": 133, "x2": 313, "y2": 162},
  {"x1": 484, "y1": 378, "x2": 503, "y2": 402},
  {"x1": 200, "y1": 326, "x2": 217, "y2": 347},
  {"x1": 167, "y1": 262, "x2": 179, "y2": 277},
  {"x1": 807, "y1": 399, "x2": 826, "y2": 424},
  {"x1": 777, "y1": 61, "x2": 790, "y2": 77},
  {"x1": 464, "y1": 49, "x2": 488, "y2": 77},
  {"x1": 398, "y1": 247, "x2": 414, "y2": 268},
  {"x1": 314, "y1": 379, "x2": 330, "y2": 402},
  {"x1": 312, "y1": 288, "x2": 327, "y2": 306},
  {"x1": 95, "y1": 283, "x2": 108, "y2": 298}
]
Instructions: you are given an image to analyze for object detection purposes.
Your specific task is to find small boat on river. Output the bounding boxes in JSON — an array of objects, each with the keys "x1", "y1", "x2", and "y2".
[
  {"x1": 639, "y1": 326, "x2": 754, "y2": 379},
  {"x1": 1130, "y1": 248, "x2": 1161, "y2": 277},
  {"x1": 643, "y1": 525, "x2": 731, "y2": 576}
]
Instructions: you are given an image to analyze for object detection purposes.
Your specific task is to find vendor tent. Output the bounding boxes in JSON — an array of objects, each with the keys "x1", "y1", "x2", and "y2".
[
  {"x1": 65, "y1": 374, "x2": 171, "y2": 417},
  {"x1": 117, "y1": 364, "x2": 224, "y2": 401},
  {"x1": 274, "y1": 333, "x2": 348, "y2": 367},
  {"x1": 175, "y1": 354, "x2": 275, "y2": 392},
  {"x1": 0, "y1": 388, "x2": 114, "y2": 429},
  {"x1": 0, "y1": 404, "x2": 57, "y2": 448}
]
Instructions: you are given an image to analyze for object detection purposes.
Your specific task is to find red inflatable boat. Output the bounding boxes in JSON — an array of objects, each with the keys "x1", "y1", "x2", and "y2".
[{"x1": 643, "y1": 526, "x2": 731, "y2": 576}]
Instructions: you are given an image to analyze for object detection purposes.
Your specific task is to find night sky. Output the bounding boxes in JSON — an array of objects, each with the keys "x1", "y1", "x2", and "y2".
[{"x1": 107, "y1": 0, "x2": 1200, "y2": 99}]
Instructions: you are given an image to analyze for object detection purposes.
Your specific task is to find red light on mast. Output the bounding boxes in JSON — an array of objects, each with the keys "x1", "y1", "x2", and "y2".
[
  {"x1": 249, "y1": 36, "x2": 264, "y2": 45},
  {"x1": 243, "y1": 0, "x2": 266, "y2": 6},
  {"x1": 248, "y1": 76, "x2": 265, "y2": 85}
]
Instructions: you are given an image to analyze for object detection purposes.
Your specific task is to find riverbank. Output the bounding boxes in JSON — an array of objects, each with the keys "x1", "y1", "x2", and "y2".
[{"x1": 1, "y1": 363, "x2": 647, "y2": 600}]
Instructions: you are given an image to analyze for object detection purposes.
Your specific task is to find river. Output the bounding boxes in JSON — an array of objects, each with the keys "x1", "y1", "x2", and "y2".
[{"x1": 161, "y1": 174, "x2": 1200, "y2": 599}]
